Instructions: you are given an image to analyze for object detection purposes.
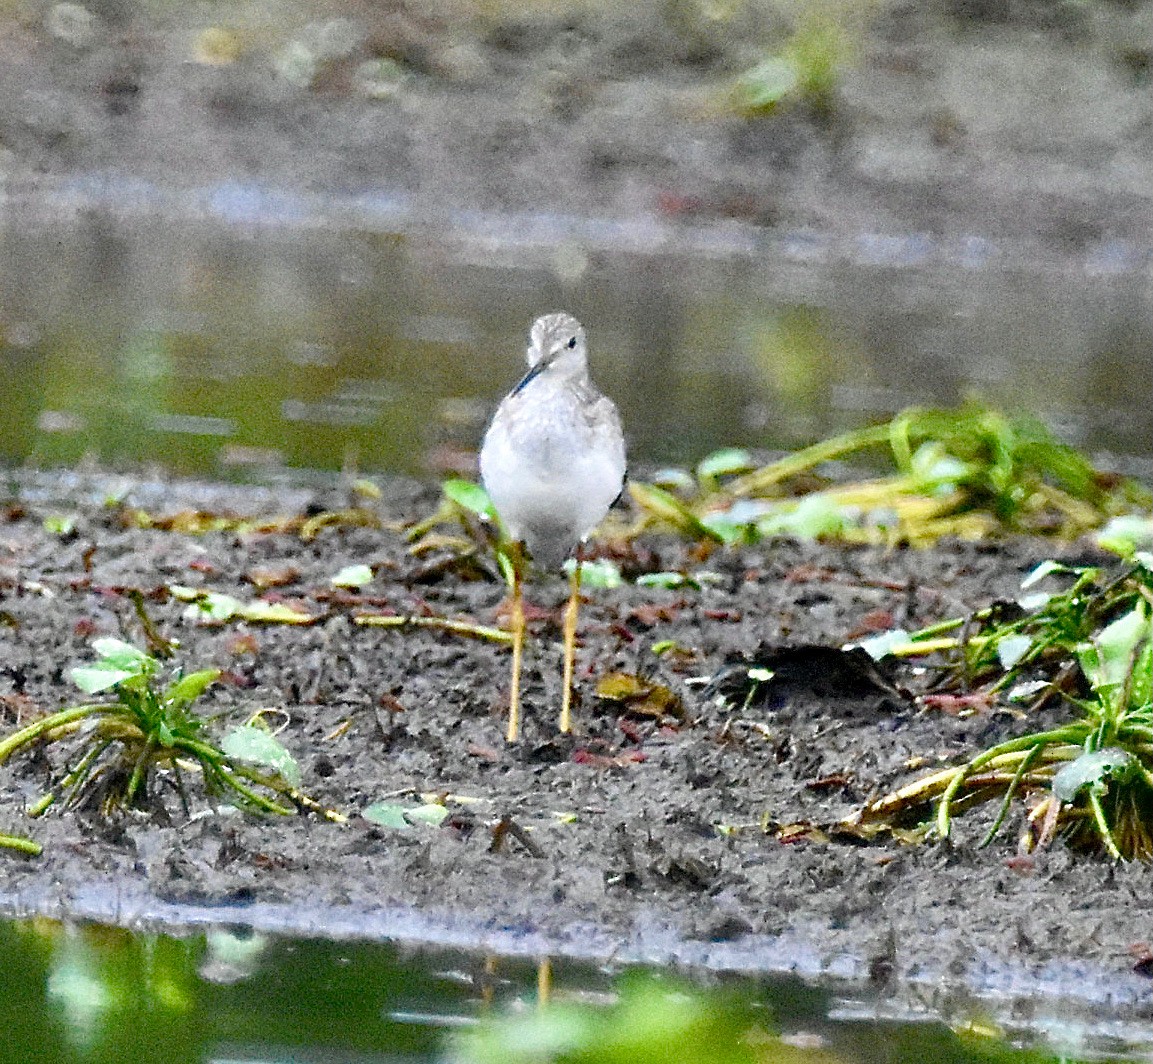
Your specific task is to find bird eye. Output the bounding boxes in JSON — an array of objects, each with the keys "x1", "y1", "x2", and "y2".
[{"x1": 567, "y1": 336, "x2": 577, "y2": 349}]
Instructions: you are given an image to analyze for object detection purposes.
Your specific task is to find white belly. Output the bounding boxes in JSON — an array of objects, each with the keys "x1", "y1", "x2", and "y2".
[{"x1": 480, "y1": 392, "x2": 625, "y2": 569}]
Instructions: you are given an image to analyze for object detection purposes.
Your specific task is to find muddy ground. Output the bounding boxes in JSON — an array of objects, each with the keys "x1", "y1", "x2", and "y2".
[
  {"x1": 1, "y1": 471, "x2": 1152, "y2": 1012},
  {"x1": 4, "y1": 1, "x2": 1153, "y2": 254}
]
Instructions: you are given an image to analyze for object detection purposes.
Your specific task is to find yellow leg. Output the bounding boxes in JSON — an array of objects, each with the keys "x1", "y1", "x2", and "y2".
[
  {"x1": 507, "y1": 562, "x2": 525, "y2": 743},
  {"x1": 537, "y1": 956, "x2": 552, "y2": 1009},
  {"x1": 481, "y1": 955, "x2": 497, "y2": 1008},
  {"x1": 560, "y1": 550, "x2": 582, "y2": 734}
]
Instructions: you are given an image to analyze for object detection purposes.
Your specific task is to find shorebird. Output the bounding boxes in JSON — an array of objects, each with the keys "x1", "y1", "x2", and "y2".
[{"x1": 479, "y1": 313, "x2": 626, "y2": 742}]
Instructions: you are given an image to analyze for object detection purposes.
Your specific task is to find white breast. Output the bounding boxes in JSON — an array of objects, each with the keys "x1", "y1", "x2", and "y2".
[{"x1": 480, "y1": 381, "x2": 625, "y2": 570}]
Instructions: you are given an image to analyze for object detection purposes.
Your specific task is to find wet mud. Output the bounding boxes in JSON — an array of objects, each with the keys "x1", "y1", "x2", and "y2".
[
  {"x1": 3, "y1": 3, "x2": 1153, "y2": 255},
  {"x1": 2, "y1": 471, "x2": 1152, "y2": 1015}
]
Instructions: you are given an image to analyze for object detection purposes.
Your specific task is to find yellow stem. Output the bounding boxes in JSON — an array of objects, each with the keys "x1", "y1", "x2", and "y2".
[{"x1": 355, "y1": 614, "x2": 512, "y2": 643}]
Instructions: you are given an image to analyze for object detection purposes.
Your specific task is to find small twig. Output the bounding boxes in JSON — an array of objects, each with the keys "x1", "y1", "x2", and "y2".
[
  {"x1": 323, "y1": 719, "x2": 353, "y2": 742},
  {"x1": 128, "y1": 589, "x2": 175, "y2": 659},
  {"x1": 489, "y1": 814, "x2": 544, "y2": 857},
  {"x1": 289, "y1": 790, "x2": 348, "y2": 824},
  {"x1": 299, "y1": 508, "x2": 381, "y2": 541},
  {"x1": 355, "y1": 613, "x2": 513, "y2": 643}
]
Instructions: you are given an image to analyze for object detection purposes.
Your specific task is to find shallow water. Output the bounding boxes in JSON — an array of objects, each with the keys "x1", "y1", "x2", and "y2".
[
  {"x1": 1, "y1": 914, "x2": 1147, "y2": 1064},
  {"x1": 2, "y1": 197, "x2": 1152, "y2": 485}
]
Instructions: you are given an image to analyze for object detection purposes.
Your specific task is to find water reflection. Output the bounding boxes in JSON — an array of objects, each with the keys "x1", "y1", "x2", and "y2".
[
  {"x1": 1, "y1": 212, "x2": 1151, "y2": 484},
  {"x1": 0, "y1": 919, "x2": 453, "y2": 1064},
  {"x1": 0, "y1": 916, "x2": 1138, "y2": 1064}
]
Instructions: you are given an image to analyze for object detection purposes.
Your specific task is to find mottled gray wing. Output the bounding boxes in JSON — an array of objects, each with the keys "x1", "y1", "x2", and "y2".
[{"x1": 586, "y1": 393, "x2": 627, "y2": 474}]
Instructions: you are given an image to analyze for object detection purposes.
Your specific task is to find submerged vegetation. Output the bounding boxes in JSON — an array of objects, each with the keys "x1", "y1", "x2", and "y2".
[{"x1": 454, "y1": 972, "x2": 768, "y2": 1064}]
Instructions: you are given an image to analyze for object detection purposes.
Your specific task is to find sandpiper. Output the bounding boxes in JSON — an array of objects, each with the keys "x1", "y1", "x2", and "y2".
[{"x1": 479, "y1": 312, "x2": 626, "y2": 742}]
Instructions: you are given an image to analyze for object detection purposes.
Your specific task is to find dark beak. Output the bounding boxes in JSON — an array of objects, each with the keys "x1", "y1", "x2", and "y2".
[{"x1": 511, "y1": 358, "x2": 548, "y2": 397}]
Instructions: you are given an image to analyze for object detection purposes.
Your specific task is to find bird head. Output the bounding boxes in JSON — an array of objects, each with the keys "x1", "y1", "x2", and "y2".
[{"x1": 513, "y1": 313, "x2": 588, "y2": 394}]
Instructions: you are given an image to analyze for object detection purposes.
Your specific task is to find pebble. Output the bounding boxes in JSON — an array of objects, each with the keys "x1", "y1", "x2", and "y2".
[{"x1": 45, "y1": 2, "x2": 100, "y2": 49}]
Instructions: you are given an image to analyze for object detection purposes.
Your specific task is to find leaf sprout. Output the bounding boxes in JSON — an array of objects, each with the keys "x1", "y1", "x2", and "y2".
[{"x1": 0, "y1": 638, "x2": 337, "y2": 821}]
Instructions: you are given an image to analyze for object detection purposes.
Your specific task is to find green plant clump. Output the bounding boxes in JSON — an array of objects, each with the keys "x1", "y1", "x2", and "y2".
[
  {"x1": 858, "y1": 555, "x2": 1153, "y2": 859},
  {"x1": 0, "y1": 639, "x2": 309, "y2": 819},
  {"x1": 631, "y1": 404, "x2": 1151, "y2": 547}
]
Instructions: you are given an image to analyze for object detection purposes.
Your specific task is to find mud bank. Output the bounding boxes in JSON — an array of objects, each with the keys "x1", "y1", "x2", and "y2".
[{"x1": 1, "y1": 471, "x2": 1151, "y2": 1023}]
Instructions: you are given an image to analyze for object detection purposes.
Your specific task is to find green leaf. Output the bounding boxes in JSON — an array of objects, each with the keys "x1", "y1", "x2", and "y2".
[
  {"x1": 696, "y1": 448, "x2": 754, "y2": 485},
  {"x1": 443, "y1": 479, "x2": 495, "y2": 518},
  {"x1": 183, "y1": 592, "x2": 242, "y2": 623},
  {"x1": 757, "y1": 495, "x2": 851, "y2": 540},
  {"x1": 1080, "y1": 604, "x2": 1150, "y2": 696},
  {"x1": 695, "y1": 516, "x2": 748, "y2": 546},
  {"x1": 405, "y1": 803, "x2": 449, "y2": 827},
  {"x1": 636, "y1": 570, "x2": 724, "y2": 590},
  {"x1": 90, "y1": 638, "x2": 153, "y2": 671},
  {"x1": 1020, "y1": 559, "x2": 1080, "y2": 589},
  {"x1": 909, "y1": 443, "x2": 969, "y2": 487},
  {"x1": 1006, "y1": 679, "x2": 1049, "y2": 703},
  {"x1": 70, "y1": 664, "x2": 137, "y2": 694},
  {"x1": 363, "y1": 801, "x2": 449, "y2": 829},
  {"x1": 649, "y1": 467, "x2": 696, "y2": 494},
  {"x1": 239, "y1": 601, "x2": 315, "y2": 624},
  {"x1": 43, "y1": 514, "x2": 76, "y2": 536},
  {"x1": 566, "y1": 558, "x2": 621, "y2": 589},
  {"x1": 1096, "y1": 515, "x2": 1153, "y2": 558},
  {"x1": 733, "y1": 55, "x2": 799, "y2": 112},
  {"x1": 70, "y1": 639, "x2": 155, "y2": 692},
  {"x1": 848, "y1": 629, "x2": 912, "y2": 661},
  {"x1": 164, "y1": 669, "x2": 220, "y2": 709},
  {"x1": 1016, "y1": 591, "x2": 1051, "y2": 611},
  {"x1": 636, "y1": 571, "x2": 687, "y2": 589},
  {"x1": 1052, "y1": 747, "x2": 1136, "y2": 803},
  {"x1": 996, "y1": 634, "x2": 1032, "y2": 671},
  {"x1": 221, "y1": 726, "x2": 302, "y2": 789},
  {"x1": 362, "y1": 802, "x2": 410, "y2": 829},
  {"x1": 167, "y1": 584, "x2": 201, "y2": 601},
  {"x1": 330, "y1": 564, "x2": 373, "y2": 588}
]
